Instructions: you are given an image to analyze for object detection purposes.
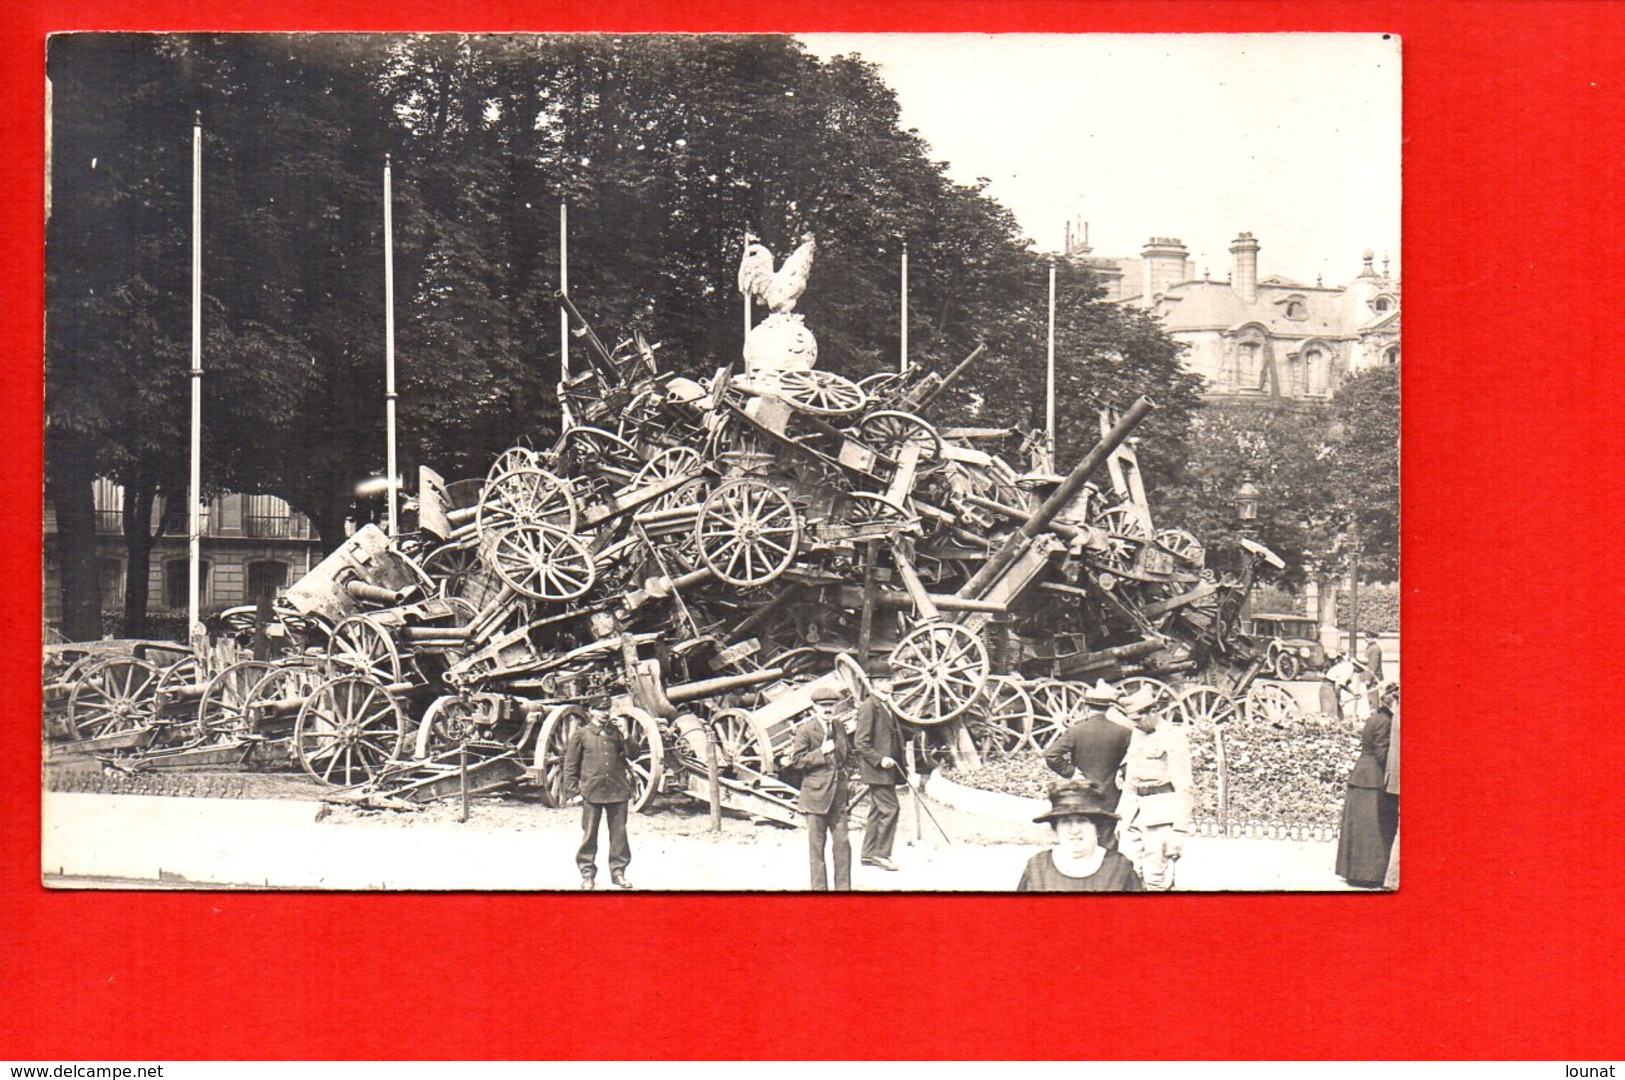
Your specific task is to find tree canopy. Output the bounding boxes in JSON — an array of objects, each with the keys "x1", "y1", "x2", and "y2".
[{"x1": 45, "y1": 32, "x2": 1218, "y2": 634}]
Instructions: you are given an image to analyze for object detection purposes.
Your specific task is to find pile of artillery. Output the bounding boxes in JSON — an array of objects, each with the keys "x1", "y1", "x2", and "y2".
[{"x1": 44, "y1": 245, "x2": 1299, "y2": 823}]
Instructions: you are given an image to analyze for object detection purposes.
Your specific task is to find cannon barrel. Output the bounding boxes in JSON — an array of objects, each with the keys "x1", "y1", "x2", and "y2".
[
  {"x1": 834, "y1": 586, "x2": 1006, "y2": 614},
  {"x1": 957, "y1": 395, "x2": 1155, "y2": 600},
  {"x1": 345, "y1": 581, "x2": 408, "y2": 605},
  {"x1": 555, "y1": 290, "x2": 623, "y2": 383},
  {"x1": 910, "y1": 342, "x2": 985, "y2": 412},
  {"x1": 962, "y1": 494, "x2": 1084, "y2": 541},
  {"x1": 1055, "y1": 638, "x2": 1169, "y2": 678},
  {"x1": 402, "y1": 625, "x2": 472, "y2": 642},
  {"x1": 666, "y1": 667, "x2": 787, "y2": 704}
]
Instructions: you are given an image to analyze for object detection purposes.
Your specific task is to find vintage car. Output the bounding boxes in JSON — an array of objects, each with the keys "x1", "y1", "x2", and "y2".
[{"x1": 1246, "y1": 613, "x2": 1328, "y2": 680}]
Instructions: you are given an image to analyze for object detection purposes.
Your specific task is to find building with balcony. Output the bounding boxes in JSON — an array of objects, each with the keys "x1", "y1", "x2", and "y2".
[
  {"x1": 1064, "y1": 224, "x2": 1399, "y2": 402},
  {"x1": 43, "y1": 481, "x2": 324, "y2": 629}
]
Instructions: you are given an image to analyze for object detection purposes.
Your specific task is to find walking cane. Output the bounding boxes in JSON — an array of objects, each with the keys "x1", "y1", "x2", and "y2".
[{"x1": 894, "y1": 761, "x2": 951, "y2": 845}]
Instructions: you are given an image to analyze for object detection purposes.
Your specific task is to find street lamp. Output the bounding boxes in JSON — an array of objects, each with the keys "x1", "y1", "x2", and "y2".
[{"x1": 1234, "y1": 479, "x2": 1261, "y2": 528}]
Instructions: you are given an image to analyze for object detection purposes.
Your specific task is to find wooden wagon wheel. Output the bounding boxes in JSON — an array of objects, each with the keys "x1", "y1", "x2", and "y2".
[
  {"x1": 486, "y1": 522, "x2": 597, "y2": 601},
  {"x1": 857, "y1": 409, "x2": 943, "y2": 467},
  {"x1": 476, "y1": 465, "x2": 578, "y2": 543},
  {"x1": 769, "y1": 369, "x2": 868, "y2": 416},
  {"x1": 695, "y1": 478, "x2": 801, "y2": 587},
  {"x1": 292, "y1": 674, "x2": 409, "y2": 787},
  {"x1": 1245, "y1": 681, "x2": 1303, "y2": 725},
  {"x1": 67, "y1": 656, "x2": 160, "y2": 740},
  {"x1": 243, "y1": 661, "x2": 327, "y2": 740},
  {"x1": 709, "y1": 707, "x2": 776, "y2": 776},
  {"x1": 969, "y1": 675, "x2": 1033, "y2": 761},
  {"x1": 1092, "y1": 504, "x2": 1151, "y2": 574},
  {"x1": 614, "y1": 706, "x2": 666, "y2": 813},
  {"x1": 196, "y1": 660, "x2": 274, "y2": 741},
  {"x1": 1177, "y1": 684, "x2": 1241, "y2": 729},
  {"x1": 1027, "y1": 679, "x2": 1092, "y2": 749},
  {"x1": 882, "y1": 622, "x2": 989, "y2": 726},
  {"x1": 326, "y1": 615, "x2": 404, "y2": 684}
]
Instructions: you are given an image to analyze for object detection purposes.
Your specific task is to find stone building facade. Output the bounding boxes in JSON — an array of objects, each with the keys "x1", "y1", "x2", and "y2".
[
  {"x1": 1064, "y1": 224, "x2": 1400, "y2": 402},
  {"x1": 43, "y1": 481, "x2": 323, "y2": 628}
]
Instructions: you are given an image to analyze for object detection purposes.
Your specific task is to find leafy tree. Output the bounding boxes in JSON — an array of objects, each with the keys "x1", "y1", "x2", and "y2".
[{"x1": 1325, "y1": 364, "x2": 1400, "y2": 578}]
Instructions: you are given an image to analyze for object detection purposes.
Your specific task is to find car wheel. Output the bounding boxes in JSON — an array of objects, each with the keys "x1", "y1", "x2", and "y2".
[{"x1": 1273, "y1": 651, "x2": 1303, "y2": 680}]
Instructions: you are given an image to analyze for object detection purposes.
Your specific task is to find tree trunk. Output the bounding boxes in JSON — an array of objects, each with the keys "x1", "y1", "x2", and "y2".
[
  {"x1": 121, "y1": 480, "x2": 159, "y2": 638},
  {"x1": 46, "y1": 436, "x2": 103, "y2": 642}
]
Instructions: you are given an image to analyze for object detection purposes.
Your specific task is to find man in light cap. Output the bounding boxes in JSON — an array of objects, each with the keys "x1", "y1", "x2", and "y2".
[
  {"x1": 1042, "y1": 678, "x2": 1133, "y2": 848},
  {"x1": 1116, "y1": 686, "x2": 1193, "y2": 891},
  {"x1": 787, "y1": 682, "x2": 856, "y2": 890}
]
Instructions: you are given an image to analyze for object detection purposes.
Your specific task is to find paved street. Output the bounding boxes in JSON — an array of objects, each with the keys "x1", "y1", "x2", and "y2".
[{"x1": 41, "y1": 790, "x2": 1358, "y2": 892}]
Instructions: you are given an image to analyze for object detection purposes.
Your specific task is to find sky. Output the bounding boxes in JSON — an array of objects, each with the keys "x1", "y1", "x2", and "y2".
[{"x1": 800, "y1": 33, "x2": 1401, "y2": 288}]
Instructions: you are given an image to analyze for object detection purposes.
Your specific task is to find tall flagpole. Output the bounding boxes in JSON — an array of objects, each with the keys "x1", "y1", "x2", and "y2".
[
  {"x1": 559, "y1": 201, "x2": 571, "y2": 429},
  {"x1": 1046, "y1": 256, "x2": 1057, "y2": 458},
  {"x1": 900, "y1": 240, "x2": 909, "y2": 374},
  {"x1": 188, "y1": 111, "x2": 203, "y2": 635},
  {"x1": 383, "y1": 155, "x2": 398, "y2": 536},
  {"x1": 743, "y1": 231, "x2": 753, "y2": 343}
]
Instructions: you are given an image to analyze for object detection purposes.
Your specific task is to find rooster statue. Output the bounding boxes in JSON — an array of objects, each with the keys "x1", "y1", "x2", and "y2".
[{"x1": 737, "y1": 232, "x2": 817, "y2": 313}]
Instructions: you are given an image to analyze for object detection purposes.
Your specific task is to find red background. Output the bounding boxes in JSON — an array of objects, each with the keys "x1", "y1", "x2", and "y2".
[{"x1": 4, "y1": 1, "x2": 1621, "y2": 1061}]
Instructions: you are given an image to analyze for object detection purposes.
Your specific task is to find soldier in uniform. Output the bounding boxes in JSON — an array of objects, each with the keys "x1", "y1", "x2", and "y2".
[
  {"x1": 562, "y1": 706, "x2": 635, "y2": 890},
  {"x1": 788, "y1": 683, "x2": 856, "y2": 890},
  {"x1": 1116, "y1": 686, "x2": 1194, "y2": 891}
]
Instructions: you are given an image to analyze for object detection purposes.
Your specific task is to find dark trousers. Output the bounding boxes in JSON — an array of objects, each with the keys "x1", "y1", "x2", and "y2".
[
  {"x1": 806, "y1": 804, "x2": 852, "y2": 891},
  {"x1": 862, "y1": 783, "x2": 899, "y2": 861},
  {"x1": 577, "y1": 800, "x2": 631, "y2": 876}
]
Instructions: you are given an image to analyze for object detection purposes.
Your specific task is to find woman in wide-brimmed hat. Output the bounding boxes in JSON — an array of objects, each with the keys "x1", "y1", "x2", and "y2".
[{"x1": 1016, "y1": 779, "x2": 1145, "y2": 892}]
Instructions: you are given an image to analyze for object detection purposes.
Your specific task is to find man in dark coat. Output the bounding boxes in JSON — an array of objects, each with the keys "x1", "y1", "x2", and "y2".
[
  {"x1": 562, "y1": 707, "x2": 635, "y2": 890},
  {"x1": 854, "y1": 682, "x2": 905, "y2": 872},
  {"x1": 787, "y1": 683, "x2": 856, "y2": 890},
  {"x1": 1042, "y1": 679, "x2": 1133, "y2": 846}
]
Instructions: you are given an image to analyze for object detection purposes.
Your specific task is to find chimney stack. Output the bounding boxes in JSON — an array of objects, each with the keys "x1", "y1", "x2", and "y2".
[
  {"x1": 1230, "y1": 232, "x2": 1260, "y2": 303},
  {"x1": 1140, "y1": 237, "x2": 1190, "y2": 302}
]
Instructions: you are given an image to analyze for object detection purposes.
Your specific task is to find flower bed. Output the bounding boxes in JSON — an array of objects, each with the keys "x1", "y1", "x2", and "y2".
[{"x1": 945, "y1": 713, "x2": 1366, "y2": 827}]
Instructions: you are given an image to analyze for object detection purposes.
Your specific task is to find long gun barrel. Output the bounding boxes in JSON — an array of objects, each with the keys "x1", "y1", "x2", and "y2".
[
  {"x1": 910, "y1": 342, "x2": 986, "y2": 412},
  {"x1": 957, "y1": 395, "x2": 1156, "y2": 600},
  {"x1": 555, "y1": 290, "x2": 623, "y2": 384}
]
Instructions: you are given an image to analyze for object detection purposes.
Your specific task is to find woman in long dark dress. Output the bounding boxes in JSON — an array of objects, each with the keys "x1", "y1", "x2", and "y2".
[
  {"x1": 1018, "y1": 779, "x2": 1144, "y2": 892},
  {"x1": 1335, "y1": 705, "x2": 1399, "y2": 888}
]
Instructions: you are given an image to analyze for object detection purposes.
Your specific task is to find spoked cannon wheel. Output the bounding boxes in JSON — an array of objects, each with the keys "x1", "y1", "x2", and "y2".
[
  {"x1": 614, "y1": 707, "x2": 666, "y2": 813},
  {"x1": 413, "y1": 693, "x2": 498, "y2": 759},
  {"x1": 67, "y1": 656, "x2": 160, "y2": 740},
  {"x1": 1113, "y1": 676, "x2": 1179, "y2": 716},
  {"x1": 476, "y1": 465, "x2": 578, "y2": 542},
  {"x1": 243, "y1": 661, "x2": 327, "y2": 741},
  {"x1": 709, "y1": 707, "x2": 777, "y2": 776},
  {"x1": 485, "y1": 444, "x2": 540, "y2": 487},
  {"x1": 1155, "y1": 528, "x2": 1206, "y2": 567},
  {"x1": 1027, "y1": 679, "x2": 1092, "y2": 749},
  {"x1": 695, "y1": 478, "x2": 801, "y2": 588},
  {"x1": 292, "y1": 674, "x2": 409, "y2": 788},
  {"x1": 195, "y1": 660, "x2": 275, "y2": 742},
  {"x1": 968, "y1": 675, "x2": 1033, "y2": 761},
  {"x1": 485, "y1": 523, "x2": 597, "y2": 602},
  {"x1": 632, "y1": 446, "x2": 708, "y2": 512},
  {"x1": 1245, "y1": 681, "x2": 1303, "y2": 725},
  {"x1": 1177, "y1": 684, "x2": 1241, "y2": 729},
  {"x1": 534, "y1": 704, "x2": 587, "y2": 807},
  {"x1": 1091, "y1": 504, "x2": 1152, "y2": 574},
  {"x1": 326, "y1": 615, "x2": 405, "y2": 685},
  {"x1": 882, "y1": 622, "x2": 989, "y2": 726},
  {"x1": 768, "y1": 369, "x2": 867, "y2": 416},
  {"x1": 857, "y1": 410, "x2": 943, "y2": 468}
]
